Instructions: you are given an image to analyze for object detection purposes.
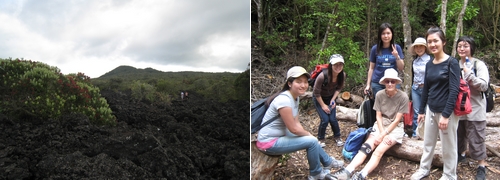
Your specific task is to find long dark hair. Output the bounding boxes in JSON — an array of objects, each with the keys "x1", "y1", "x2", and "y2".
[
  {"x1": 457, "y1": 36, "x2": 476, "y2": 57},
  {"x1": 377, "y1": 23, "x2": 395, "y2": 55},
  {"x1": 266, "y1": 77, "x2": 294, "y2": 106},
  {"x1": 327, "y1": 63, "x2": 345, "y2": 90}
]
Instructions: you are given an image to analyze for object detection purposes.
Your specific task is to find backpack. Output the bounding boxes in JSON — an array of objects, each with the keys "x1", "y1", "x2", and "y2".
[
  {"x1": 449, "y1": 59, "x2": 472, "y2": 116},
  {"x1": 357, "y1": 93, "x2": 376, "y2": 128},
  {"x1": 308, "y1": 64, "x2": 329, "y2": 87},
  {"x1": 342, "y1": 127, "x2": 373, "y2": 161},
  {"x1": 403, "y1": 101, "x2": 414, "y2": 137},
  {"x1": 473, "y1": 61, "x2": 495, "y2": 112},
  {"x1": 251, "y1": 96, "x2": 279, "y2": 134},
  {"x1": 455, "y1": 76, "x2": 472, "y2": 116}
]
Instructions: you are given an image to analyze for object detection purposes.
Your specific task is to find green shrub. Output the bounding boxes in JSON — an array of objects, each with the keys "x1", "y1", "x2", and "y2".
[{"x1": 0, "y1": 58, "x2": 116, "y2": 125}]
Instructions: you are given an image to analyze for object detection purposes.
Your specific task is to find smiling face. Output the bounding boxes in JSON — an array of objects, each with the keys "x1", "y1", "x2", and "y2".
[
  {"x1": 331, "y1": 63, "x2": 344, "y2": 74},
  {"x1": 383, "y1": 78, "x2": 398, "y2": 92},
  {"x1": 426, "y1": 33, "x2": 445, "y2": 55},
  {"x1": 288, "y1": 75, "x2": 309, "y2": 96},
  {"x1": 456, "y1": 41, "x2": 471, "y2": 59},
  {"x1": 381, "y1": 28, "x2": 393, "y2": 45},
  {"x1": 414, "y1": 45, "x2": 426, "y2": 56}
]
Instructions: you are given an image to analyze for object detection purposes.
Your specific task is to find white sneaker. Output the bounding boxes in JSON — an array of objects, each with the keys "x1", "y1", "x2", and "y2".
[
  {"x1": 308, "y1": 169, "x2": 328, "y2": 180},
  {"x1": 319, "y1": 140, "x2": 326, "y2": 148},
  {"x1": 324, "y1": 157, "x2": 344, "y2": 170},
  {"x1": 410, "y1": 169, "x2": 430, "y2": 180}
]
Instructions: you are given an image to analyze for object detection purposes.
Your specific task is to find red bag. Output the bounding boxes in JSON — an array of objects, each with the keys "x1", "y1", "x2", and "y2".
[
  {"x1": 307, "y1": 64, "x2": 329, "y2": 87},
  {"x1": 404, "y1": 102, "x2": 413, "y2": 126},
  {"x1": 403, "y1": 101, "x2": 414, "y2": 137},
  {"x1": 454, "y1": 78, "x2": 472, "y2": 116}
]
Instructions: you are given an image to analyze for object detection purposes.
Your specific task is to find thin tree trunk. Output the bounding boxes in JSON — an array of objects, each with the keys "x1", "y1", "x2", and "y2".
[
  {"x1": 451, "y1": 0, "x2": 469, "y2": 57},
  {"x1": 494, "y1": 0, "x2": 499, "y2": 50},
  {"x1": 366, "y1": 0, "x2": 372, "y2": 58},
  {"x1": 318, "y1": 7, "x2": 337, "y2": 61},
  {"x1": 440, "y1": 0, "x2": 448, "y2": 34},
  {"x1": 401, "y1": 0, "x2": 412, "y2": 94},
  {"x1": 253, "y1": 0, "x2": 263, "y2": 34}
]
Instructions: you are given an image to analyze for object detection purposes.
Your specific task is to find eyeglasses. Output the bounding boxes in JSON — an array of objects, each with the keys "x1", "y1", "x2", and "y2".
[{"x1": 384, "y1": 80, "x2": 396, "y2": 84}]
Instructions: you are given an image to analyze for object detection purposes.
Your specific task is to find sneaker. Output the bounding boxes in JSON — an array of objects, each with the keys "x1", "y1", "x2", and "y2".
[
  {"x1": 476, "y1": 166, "x2": 486, "y2": 180},
  {"x1": 457, "y1": 154, "x2": 467, "y2": 164},
  {"x1": 308, "y1": 170, "x2": 326, "y2": 180},
  {"x1": 324, "y1": 156, "x2": 344, "y2": 170},
  {"x1": 351, "y1": 171, "x2": 365, "y2": 180},
  {"x1": 334, "y1": 138, "x2": 344, "y2": 147},
  {"x1": 330, "y1": 168, "x2": 351, "y2": 180},
  {"x1": 319, "y1": 140, "x2": 326, "y2": 148},
  {"x1": 410, "y1": 169, "x2": 430, "y2": 180}
]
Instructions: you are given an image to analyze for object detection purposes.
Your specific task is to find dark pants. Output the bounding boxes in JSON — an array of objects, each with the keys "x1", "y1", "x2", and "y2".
[{"x1": 313, "y1": 96, "x2": 341, "y2": 140}]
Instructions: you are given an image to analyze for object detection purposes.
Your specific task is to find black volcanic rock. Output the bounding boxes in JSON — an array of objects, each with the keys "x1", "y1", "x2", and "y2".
[{"x1": 0, "y1": 90, "x2": 249, "y2": 179}]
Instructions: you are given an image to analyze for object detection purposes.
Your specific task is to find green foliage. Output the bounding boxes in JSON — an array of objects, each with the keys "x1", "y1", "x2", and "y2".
[
  {"x1": 234, "y1": 69, "x2": 250, "y2": 100},
  {"x1": 0, "y1": 58, "x2": 116, "y2": 125},
  {"x1": 93, "y1": 66, "x2": 246, "y2": 103}
]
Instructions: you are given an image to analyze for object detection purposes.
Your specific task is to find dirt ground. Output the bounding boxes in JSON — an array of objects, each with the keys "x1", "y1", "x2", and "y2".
[
  {"x1": 273, "y1": 114, "x2": 500, "y2": 179},
  {"x1": 251, "y1": 49, "x2": 500, "y2": 180},
  {"x1": 0, "y1": 89, "x2": 249, "y2": 179}
]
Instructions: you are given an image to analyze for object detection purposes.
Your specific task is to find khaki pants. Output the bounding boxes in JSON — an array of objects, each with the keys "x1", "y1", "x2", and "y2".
[{"x1": 418, "y1": 106, "x2": 459, "y2": 180}]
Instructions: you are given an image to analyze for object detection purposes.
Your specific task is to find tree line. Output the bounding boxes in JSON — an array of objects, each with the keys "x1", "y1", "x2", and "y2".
[{"x1": 251, "y1": 0, "x2": 499, "y2": 91}]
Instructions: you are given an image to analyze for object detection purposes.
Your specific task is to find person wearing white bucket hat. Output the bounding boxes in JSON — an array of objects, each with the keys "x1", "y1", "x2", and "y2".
[
  {"x1": 256, "y1": 66, "x2": 344, "y2": 180},
  {"x1": 331, "y1": 68, "x2": 408, "y2": 180},
  {"x1": 409, "y1": 37, "x2": 431, "y2": 139}
]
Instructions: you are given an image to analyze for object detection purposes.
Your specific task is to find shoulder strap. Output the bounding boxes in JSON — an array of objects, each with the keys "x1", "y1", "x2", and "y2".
[
  {"x1": 473, "y1": 60, "x2": 486, "y2": 98},
  {"x1": 255, "y1": 116, "x2": 279, "y2": 132},
  {"x1": 321, "y1": 68, "x2": 328, "y2": 86}
]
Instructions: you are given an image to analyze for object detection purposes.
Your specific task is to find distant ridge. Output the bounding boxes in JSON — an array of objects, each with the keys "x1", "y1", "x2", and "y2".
[
  {"x1": 98, "y1": 65, "x2": 164, "y2": 79},
  {"x1": 96, "y1": 65, "x2": 238, "y2": 80}
]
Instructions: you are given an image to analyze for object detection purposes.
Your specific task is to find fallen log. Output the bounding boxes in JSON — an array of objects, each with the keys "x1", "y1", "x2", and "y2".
[
  {"x1": 386, "y1": 139, "x2": 500, "y2": 167},
  {"x1": 340, "y1": 92, "x2": 351, "y2": 101},
  {"x1": 251, "y1": 142, "x2": 280, "y2": 180}
]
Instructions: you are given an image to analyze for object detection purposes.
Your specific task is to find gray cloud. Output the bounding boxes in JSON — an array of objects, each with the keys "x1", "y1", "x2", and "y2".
[{"x1": 0, "y1": 0, "x2": 249, "y2": 77}]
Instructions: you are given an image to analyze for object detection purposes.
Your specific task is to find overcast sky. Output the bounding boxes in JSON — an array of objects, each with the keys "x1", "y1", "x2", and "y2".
[{"x1": 0, "y1": 0, "x2": 249, "y2": 78}]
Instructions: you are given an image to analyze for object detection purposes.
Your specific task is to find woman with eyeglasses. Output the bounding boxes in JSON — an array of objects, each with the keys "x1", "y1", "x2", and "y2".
[
  {"x1": 364, "y1": 22, "x2": 404, "y2": 97},
  {"x1": 331, "y1": 68, "x2": 408, "y2": 180},
  {"x1": 456, "y1": 36, "x2": 489, "y2": 180},
  {"x1": 411, "y1": 27, "x2": 461, "y2": 180}
]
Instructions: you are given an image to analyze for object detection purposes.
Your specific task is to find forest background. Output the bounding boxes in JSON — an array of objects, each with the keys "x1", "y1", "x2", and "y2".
[{"x1": 251, "y1": 0, "x2": 499, "y2": 97}]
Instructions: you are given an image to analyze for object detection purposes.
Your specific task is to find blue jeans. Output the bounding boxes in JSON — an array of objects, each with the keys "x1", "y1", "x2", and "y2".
[
  {"x1": 313, "y1": 97, "x2": 340, "y2": 139},
  {"x1": 264, "y1": 135, "x2": 333, "y2": 175},
  {"x1": 411, "y1": 86, "x2": 423, "y2": 137},
  {"x1": 371, "y1": 82, "x2": 401, "y2": 97}
]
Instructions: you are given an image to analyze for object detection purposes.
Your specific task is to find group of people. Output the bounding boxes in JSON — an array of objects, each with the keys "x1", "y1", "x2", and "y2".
[{"x1": 256, "y1": 23, "x2": 490, "y2": 180}]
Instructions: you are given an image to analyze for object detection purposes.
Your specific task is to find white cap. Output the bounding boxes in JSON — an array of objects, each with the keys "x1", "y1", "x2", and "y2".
[{"x1": 286, "y1": 66, "x2": 310, "y2": 80}]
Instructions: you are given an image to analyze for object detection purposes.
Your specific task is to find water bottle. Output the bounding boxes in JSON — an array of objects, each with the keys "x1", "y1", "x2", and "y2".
[{"x1": 465, "y1": 56, "x2": 472, "y2": 69}]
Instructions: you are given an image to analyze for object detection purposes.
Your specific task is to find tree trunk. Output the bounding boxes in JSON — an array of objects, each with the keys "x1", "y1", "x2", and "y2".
[
  {"x1": 451, "y1": 0, "x2": 469, "y2": 57},
  {"x1": 318, "y1": 7, "x2": 337, "y2": 61},
  {"x1": 440, "y1": 0, "x2": 448, "y2": 34},
  {"x1": 253, "y1": 0, "x2": 263, "y2": 34},
  {"x1": 366, "y1": 0, "x2": 372, "y2": 57},
  {"x1": 401, "y1": 0, "x2": 412, "y2": 95}
]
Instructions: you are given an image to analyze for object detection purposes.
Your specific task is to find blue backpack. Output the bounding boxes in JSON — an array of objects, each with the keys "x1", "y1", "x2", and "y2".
[{"x1": 342, "y1": 127, "x2": 373, "y2": 161}]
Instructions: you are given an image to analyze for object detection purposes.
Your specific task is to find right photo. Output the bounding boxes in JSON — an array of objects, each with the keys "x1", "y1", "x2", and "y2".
[{"x1": 250, "y1": 1, "x2": 500, "y2": 180}]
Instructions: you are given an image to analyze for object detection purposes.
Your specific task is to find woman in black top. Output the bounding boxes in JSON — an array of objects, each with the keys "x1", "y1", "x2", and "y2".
[{"x1": 411, "y1": 27, "x2": 461, "y2": 180}]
